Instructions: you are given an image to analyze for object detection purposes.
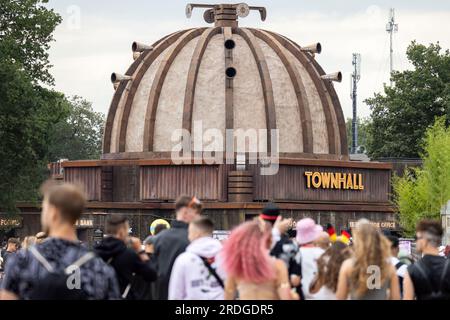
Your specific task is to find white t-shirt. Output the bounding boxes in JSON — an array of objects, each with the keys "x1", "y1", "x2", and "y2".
[
  {"x1": 297, "y1": 247, "x2": 325, "y2": 299},
  {"x1": 390, "y1": 256, "x2": 407, "y2": 278}
]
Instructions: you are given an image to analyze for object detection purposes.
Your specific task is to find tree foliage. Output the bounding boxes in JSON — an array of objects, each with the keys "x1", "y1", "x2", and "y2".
[
  {"x1": 0, "y1": 59, "x2": 68, "y2": 213},
  {"x1": 394, "y1": 118, "x2": 450, "y2": 236},
  {"x1": 345, "y1": 117, "x2": 370, "y2": 154},
  {"x1": 0, "y1": 0, "x2": 62, "y2": 85},
  {"x1": 366, "y1": 42, "x2": 450, "y2": 159},
  {"x1": 0, "y1": 1, "x2": 104, "y2": 217},
  {"x1": 48, "y1": 96, "x2": 105, "y2": 161}
]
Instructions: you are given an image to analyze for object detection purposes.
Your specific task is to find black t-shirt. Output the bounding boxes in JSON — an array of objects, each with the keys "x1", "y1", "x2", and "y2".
[{"x1": 407, "y1": 255, "x2": 450, "y2": 300}]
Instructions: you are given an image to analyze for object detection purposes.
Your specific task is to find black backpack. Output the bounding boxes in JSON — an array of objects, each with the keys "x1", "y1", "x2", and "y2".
[
  {"x1": 28, "y1": 246, "x2": 95, "y2": 300},
  {"x1": 414, "y1": 258, "x2": 450, "y2": 300}
]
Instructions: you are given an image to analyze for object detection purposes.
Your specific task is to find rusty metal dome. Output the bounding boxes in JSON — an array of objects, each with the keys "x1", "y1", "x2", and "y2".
[{"x1": 103, "y1": 3, "x2": 348, "y2": 160}]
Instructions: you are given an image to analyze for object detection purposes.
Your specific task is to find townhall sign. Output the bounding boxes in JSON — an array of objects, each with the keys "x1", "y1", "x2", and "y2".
[{"x1": 305, "y1": 172, "x2": 365, "y2": 191}]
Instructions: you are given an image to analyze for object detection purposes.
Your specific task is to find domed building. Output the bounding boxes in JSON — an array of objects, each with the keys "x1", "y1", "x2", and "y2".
[
  {"x1": 103, "y1": 4, "x2": 347, "y2": 160},
  {"x1": 13, "y1": 4, "x2": 396, "y2": 243}
]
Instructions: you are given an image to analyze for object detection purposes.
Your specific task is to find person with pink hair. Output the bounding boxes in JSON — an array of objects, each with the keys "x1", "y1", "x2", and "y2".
[{"x1": 222, "y1": 220, "x2": 297, "y2": 300}]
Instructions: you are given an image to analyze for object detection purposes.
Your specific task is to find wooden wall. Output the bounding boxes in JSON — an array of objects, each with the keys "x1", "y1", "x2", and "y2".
[
  {"x1": 250, "y1": 164, "x2": 391, "y2": 203},
  {"x1": 64, "y1": 167, "x2": 102, "y2": 201},
  {"x1": 62, "y1": 160, "x2": 392, "y2": 206},
  {"x1": 113, "y1": 166, "x2": 140, "y2": 202},
  {"x1": 140, "y1": 165, "x2": 228, "y2": 201}
]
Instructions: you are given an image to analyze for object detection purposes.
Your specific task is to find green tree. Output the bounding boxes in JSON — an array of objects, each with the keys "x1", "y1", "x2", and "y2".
[
  {"x1": 0, "y1": 0, "x2": 65, "y2": 215},
  {"x1": 366, "y1": 42, "x2": 450, "y2": 159},
  {"x1": 0, "y1": 59, "x2": 68, "y2": 214},
  {"x1": 0, "y1": 0, "x2": 62, "y2": 85},
  {"x1": 345, "y1": 117, "x2": 370, "y2": 154},
  {"x1": 394, "y1": 118, "x2": 450, "y2": 236},
  {"x1": 48, "y1": 96, "x2": 105, "y2": 161}
]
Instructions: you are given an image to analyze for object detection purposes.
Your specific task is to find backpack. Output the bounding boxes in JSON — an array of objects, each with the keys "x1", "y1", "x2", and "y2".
[
  {"x1": 106, "y1": 256, "x2": 135, "y2": 299},
  {"x1": 414, "y1": 258, "x2": 450, "y2": 300},
  {"x1": 28, "y1": 246, "x2": 95, "y2": 300}
]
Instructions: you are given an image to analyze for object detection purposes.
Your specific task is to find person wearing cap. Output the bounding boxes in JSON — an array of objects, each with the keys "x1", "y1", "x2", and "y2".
[
  {"x1": 260, "y1": 203, "x2": 302, "y2": 299},
  {"x1": 259, "y1": 203, "x2": 293, "y2": 250},
  {"x1": 294, "y1": 218, "x2": 325, "y2": 300}
]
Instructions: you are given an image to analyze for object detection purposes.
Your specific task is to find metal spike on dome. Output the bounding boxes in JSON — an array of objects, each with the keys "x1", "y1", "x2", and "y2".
[
  {"x1": 301, "y1": 43, "x2": 322, "y2": 55},
  {"x1": 321, "y1": 72, "x2": 343, "y2": 83}
]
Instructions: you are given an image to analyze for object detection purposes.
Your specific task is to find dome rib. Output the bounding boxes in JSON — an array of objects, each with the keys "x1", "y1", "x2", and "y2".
[
  {"x1": 103, "y1": 32, "x2": 181, "y2": 153},
  {"x1": 115, "y1": 29, "x2": 193, "y2": 153},
  {"x1": 266, "y1": 30, "x2": 337, "y2": 155},
  {"x1": 279, "y1": 33, "x2": 349, "y2": 157},
  {"x1": 182, "y1": 27, "x2": 223, "y2": 134},
  {"x1": 143, "y1": 28, "x2": 207, "y2": 152},
  {"x1": 250, "y1": 28, "x2": 314, "y2": 154},
  {"x1": 235, "y1": 28, "x2": 277, "y2": 154},
  {"x1": 303, "y1": 48, "x2": 349, "y2": 158},
  {"x1": 224, "y1": 27, "x2": 234, "y2": 132}
]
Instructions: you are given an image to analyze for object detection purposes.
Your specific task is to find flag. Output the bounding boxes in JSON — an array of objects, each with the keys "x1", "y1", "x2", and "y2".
[
  {"x1": 339, "y1": 230, "x2": 351, "y2": 245},
  {"x1": 327, "y1": 223, "x2": 337, "y2": 243}
]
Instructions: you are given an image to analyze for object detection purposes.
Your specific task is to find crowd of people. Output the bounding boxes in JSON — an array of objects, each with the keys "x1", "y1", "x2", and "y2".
[{"x1": 0, "y1": 180, "x2": 449, "y2": 300}]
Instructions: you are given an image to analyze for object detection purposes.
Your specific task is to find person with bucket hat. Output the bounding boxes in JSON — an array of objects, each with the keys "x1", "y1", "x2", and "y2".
[{"x1": 294, "y1": 218, "x2": 325, "y2": 300}]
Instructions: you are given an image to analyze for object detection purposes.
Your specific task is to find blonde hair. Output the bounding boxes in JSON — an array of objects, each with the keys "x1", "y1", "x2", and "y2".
[{"x1": 350, "y1": 220, "x2": 391, "y2": 298}]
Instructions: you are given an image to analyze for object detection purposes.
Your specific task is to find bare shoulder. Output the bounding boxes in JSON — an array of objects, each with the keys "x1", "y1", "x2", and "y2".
[
  {"x1": 387, "y1": 262, "x2": 398, "y2": 277},
  {"x1": 274, "y1": 258, "x2": 287, "y2": 270},
  {"x1": 340, "y1": 258, "x2": 353, "y2": 274}
]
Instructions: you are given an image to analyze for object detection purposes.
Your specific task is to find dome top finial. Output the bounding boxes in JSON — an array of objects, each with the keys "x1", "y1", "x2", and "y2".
[{"x1": 185, "y1": 3, "x2": 267, "y2": 27}]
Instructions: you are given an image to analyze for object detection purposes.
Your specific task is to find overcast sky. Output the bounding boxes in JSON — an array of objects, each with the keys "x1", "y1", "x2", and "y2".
[{"x1": 47, "y1": 0, "x2": 450, "y2": 119}]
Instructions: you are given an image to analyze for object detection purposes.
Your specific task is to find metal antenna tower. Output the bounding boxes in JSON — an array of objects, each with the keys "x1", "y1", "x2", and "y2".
[
  {"x1": 386, "y1": 8, "x2": 398, "y2": 85},
  {"x1": 351, "y1": 53, "x2": 361, "y2": 154}
]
